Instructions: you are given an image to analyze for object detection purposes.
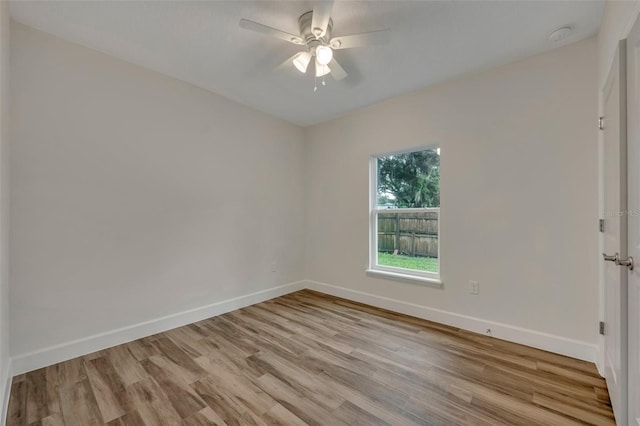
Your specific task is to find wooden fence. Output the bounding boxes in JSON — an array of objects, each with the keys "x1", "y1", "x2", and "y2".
[{"x1": 378, "y1": 210, "x2": 438, "y2": 258}]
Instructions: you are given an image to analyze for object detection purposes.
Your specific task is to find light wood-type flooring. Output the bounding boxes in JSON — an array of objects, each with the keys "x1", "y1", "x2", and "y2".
[{"x1": 6, "y1": 290, "x2": 615, "y2": 425}]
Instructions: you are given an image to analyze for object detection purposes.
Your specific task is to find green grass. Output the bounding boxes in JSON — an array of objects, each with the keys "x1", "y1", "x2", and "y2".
[{"x1": 377, "y1": 252, "x2": 438, "y2": 273}]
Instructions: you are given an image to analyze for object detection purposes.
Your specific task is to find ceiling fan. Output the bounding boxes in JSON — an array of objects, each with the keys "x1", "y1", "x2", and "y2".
[{"x1": 239, "y1": 1, "x2": 390, "y2": 89}]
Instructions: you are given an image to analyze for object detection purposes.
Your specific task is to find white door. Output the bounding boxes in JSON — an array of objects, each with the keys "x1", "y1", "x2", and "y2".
[
  {"x1": 627, "y1": 16, "x2": 640, "y2": 426},
  {"x1": 602, "y1": 40, "x2": 628, "y2": 426}
]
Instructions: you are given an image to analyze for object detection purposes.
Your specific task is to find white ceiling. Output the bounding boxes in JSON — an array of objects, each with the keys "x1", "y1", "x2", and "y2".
[{"x1": 9, "y1": 1, "x2": 605, "y2": 126}]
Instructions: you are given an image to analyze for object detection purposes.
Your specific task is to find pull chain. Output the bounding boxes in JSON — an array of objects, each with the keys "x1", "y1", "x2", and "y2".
[{"x1": 314, "y1": 76, "x2": 318, "y2": 92}]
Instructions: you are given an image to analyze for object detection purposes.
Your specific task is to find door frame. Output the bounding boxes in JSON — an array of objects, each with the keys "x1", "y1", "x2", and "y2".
[
  {"x1": 600, "y1": 39, "x2": 628, "y2": 426},
  {"x1": 598, "y1": 7, "x2": 640, "y2": 425},
  {"x1": 598, "y1": 2, "x2": 640, "y2": 383},
  {"x1": 625, "y1": 12, "x2": 640, "y2": 424}
]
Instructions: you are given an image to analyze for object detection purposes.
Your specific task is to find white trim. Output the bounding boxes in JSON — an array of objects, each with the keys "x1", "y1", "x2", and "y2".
[
  {"x1": 305, "y1": 280, "x2": 598, "y2": 363},
  {"x1": 366, "y1": 268, "x2": 443, "y2": 288},
  {"x1": 373, "y1": 207, "x2": 440, "y2": 214},
  {"x1": 373, "y1": 262, "x2": 440, "y2": 281},
  {"x1": 8, "y1": 278, "x2": 598, "y2": 379},
  {"x1": 1, "y1": 358, "x2": 11, "y2": 426},
  {"x1": 369, "y1": 155, "x2": 378, "y2": 271},
  {"x1": 596, "y1": 339, "x2": 605, "y2": 377},
  {"x1": 11, "y1": 281, "x2": 306, "y2": 375}
]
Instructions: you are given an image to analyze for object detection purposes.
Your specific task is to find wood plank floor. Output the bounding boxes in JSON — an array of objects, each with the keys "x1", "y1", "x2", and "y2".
[{"x1": 6, "y1": 290, "x2": 615, "y2": 426}]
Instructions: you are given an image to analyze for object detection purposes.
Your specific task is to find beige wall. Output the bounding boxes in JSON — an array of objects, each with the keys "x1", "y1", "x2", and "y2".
[
  {"x1": 0, "y1": 0, "x2": 10, "y2": 417},
  {"x1": 7, "y1": 12, "x2": 605, "y2": 373},
  {"x1": 9, "y1": 22, "x2": 306, "y2": 357},
  {"x1": 305, "y1": 38, "x2": 599, "y2": 345}
]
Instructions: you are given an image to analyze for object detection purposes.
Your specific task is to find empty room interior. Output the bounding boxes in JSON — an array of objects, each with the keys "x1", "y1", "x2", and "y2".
[{"x1": 1, "y1": 0, "x2": 640, "y2": 424}]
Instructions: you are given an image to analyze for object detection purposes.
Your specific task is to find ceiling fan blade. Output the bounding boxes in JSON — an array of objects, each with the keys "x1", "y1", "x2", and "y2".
[
  {"x1": 239, "y1": 19, "x2": 303, "y2": 45},
  {"x1": 330, "y1": 30, "x2": 390, "y2": 49},
  {"x1": 329, "y1": 58, "x2": 348, "y2": 80},
  {"x1": 311, "y1": 1, "x2": 334, "y2": 38}
]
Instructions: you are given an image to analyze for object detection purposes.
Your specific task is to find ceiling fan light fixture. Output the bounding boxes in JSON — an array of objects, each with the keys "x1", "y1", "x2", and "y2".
[
  {"x1": 239, "y1": 6, "x2": 392, "y2": 89},
  {"x1": 315, "y1": 61, "x2": 331, "y2": 77},
  {"x1": 293, "y1": 51, "x2": 312, "y2": 73},
  {"x1": 315, "y1": 45, "x2": 333, "y2": 65}
]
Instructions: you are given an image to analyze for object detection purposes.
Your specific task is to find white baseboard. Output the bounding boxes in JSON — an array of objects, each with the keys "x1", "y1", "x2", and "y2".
[
  {"x1": 596, "y1": 337, "x2": 605, "y2": 377},
  {"x1": 305, "y1": 280, "x2": 598, "y2": 363},
  {"x1": 1, "y1": 358, "x2": 12, "y2": 426},
  {"x1": 9, "y1": 278, "x2": 598, "y2": 377},
  {"x1": 11, "y1": 281, "x2": 306, "y2": 375}
]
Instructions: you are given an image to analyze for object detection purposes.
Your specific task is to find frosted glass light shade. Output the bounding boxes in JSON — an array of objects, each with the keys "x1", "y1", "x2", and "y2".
[
  {"x1": 293, "y1": 52, "x2": 312, "y2": 73},
  {"x1": 316, "y1": 61, "x2": 331, "y2": 77},
  {"x1": 315, "y1": 45, "x2": 333, "y2": 65}
]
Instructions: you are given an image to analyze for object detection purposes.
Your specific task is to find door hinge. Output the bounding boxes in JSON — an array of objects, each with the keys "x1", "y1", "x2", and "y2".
[
  {"x1": 599, "y1": 321, "x2": 605, "y2": 335},
  {"x1": 599, "y1": 219, "x2": 605, "y2": 233},
  {"x1": 598, "y1": 117, "x2": 604, "y2": 130}
]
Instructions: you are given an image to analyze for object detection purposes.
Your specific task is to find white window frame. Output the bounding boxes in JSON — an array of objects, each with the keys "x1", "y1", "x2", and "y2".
[{"x1": 367, "y1": 145, "x2": 442, "y2": 287}]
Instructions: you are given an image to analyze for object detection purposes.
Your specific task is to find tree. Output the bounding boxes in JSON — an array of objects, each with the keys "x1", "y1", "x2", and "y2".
[
  {"x1": 377, "y1": 149, "x2": 440, "y2": 208},
  {"x1": 377, "y1": 194, "x2": 394, "y2": 206}
]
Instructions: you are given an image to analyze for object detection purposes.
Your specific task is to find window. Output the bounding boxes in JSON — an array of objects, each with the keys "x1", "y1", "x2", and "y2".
[{"x1": 368, "y1": 146, "x2": 441, "y2": 285}]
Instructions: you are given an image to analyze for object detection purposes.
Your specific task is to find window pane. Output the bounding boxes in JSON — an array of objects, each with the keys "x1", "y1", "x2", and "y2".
[
  {"x1": 377, "y1": 210, "x2": 438, "y2": 273},
  {"x1": 377, "y1": 149, "x2": 440, "y2": 208}
]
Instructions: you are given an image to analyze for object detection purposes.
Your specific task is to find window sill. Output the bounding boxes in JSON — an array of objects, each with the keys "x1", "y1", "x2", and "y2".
[{"x1": 366, "y1": 269, "x2": 443, "y2": 288}]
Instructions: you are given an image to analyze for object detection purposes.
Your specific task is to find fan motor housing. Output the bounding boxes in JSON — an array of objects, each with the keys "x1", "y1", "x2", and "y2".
[{"x1": 298, "y1": 11, "x2": 332, "y2": 52}]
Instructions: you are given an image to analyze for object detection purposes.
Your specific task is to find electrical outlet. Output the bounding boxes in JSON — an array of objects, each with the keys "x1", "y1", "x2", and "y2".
[{"x1": 468, "y1": 280, "x2": 479, "y2": 295}]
